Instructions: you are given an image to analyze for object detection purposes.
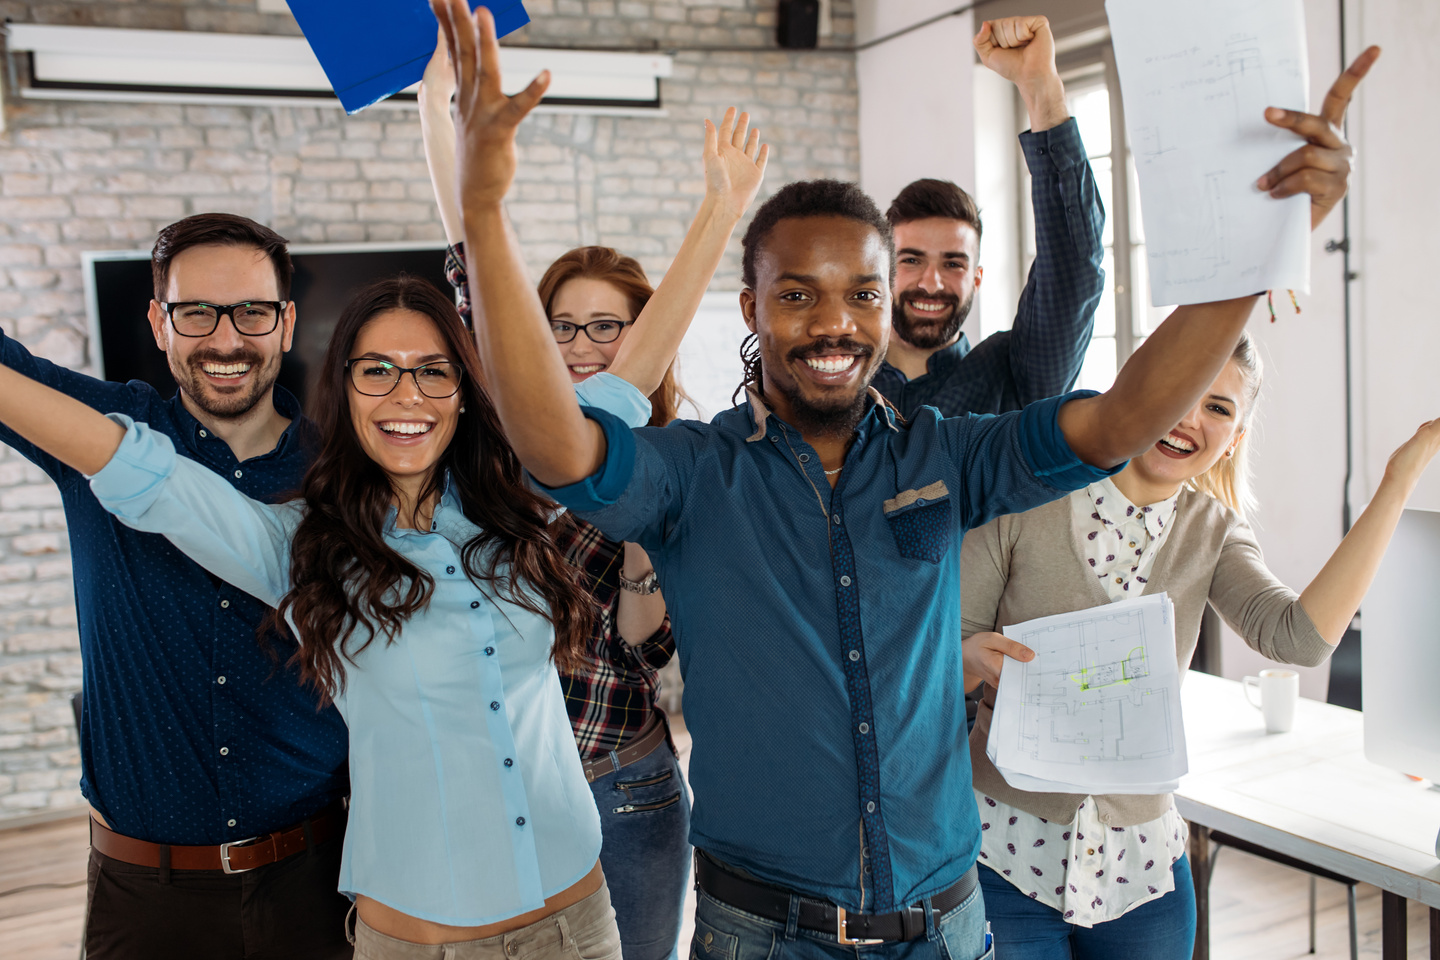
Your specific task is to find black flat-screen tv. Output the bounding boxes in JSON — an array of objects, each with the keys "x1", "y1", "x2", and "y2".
[{"x1": 83, "y1": 242, "x2": 453, "y2": 410}]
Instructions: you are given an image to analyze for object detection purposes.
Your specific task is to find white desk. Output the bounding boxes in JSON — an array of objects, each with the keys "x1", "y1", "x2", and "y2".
[{"x1": 1176, "y1": 671, "x2": 1440, "y2": 959}]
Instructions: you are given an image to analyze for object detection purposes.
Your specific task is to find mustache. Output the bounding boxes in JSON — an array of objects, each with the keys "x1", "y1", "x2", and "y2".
[
  {"x1": 188, "y1": 347, "x2": 265, "y2": 366},
  {"x1": 786, "y1": 337, "x2": 875, "y2": 363},
  {"x1": 899, "y1": 289, "x2": 961, "y2": 314}
]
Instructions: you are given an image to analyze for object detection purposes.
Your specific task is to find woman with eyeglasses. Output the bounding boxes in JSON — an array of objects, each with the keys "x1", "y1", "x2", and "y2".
[
  {"x1": 0, "y1": 273, "x2": 671, "y2": 958},
  {"x1": 418, "y1": 37, "x2": 768, "y2": 960}
]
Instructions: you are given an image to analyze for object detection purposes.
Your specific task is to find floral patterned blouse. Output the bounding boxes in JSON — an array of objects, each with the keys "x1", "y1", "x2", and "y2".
[{"x1": 975, "y1": 477, "x2": 1187, "y2": 927}]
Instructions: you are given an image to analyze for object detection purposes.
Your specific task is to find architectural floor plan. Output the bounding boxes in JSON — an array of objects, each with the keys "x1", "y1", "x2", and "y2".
[{"x1": 987, "y1": 594, "x2": 1189, "y2": 795}]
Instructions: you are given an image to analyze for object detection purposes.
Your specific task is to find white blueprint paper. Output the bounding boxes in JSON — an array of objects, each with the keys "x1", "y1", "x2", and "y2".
[
  {"x1": 986, "y1": 594, "x2": 1188, "y2": 796},
  {"x1": 1106, "y1": 0, "x2": 1310, "y2": 305}
]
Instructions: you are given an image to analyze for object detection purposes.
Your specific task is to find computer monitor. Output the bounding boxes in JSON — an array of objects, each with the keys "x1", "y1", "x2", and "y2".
[
  {"x1": 1362, "y1": 507, "x2": 1440, "y2": 784},
  {"x1": 82, "y1": 242, "x2": 451, "y2": 409}
]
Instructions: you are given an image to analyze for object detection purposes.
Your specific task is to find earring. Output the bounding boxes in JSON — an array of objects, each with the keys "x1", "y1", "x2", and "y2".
[{"x1": 459, "y1": 406, "x2": 466, "y2": 414}]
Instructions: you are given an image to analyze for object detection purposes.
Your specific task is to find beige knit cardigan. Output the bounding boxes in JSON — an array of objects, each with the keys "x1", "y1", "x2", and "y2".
[{"x1": 961, "y1": 488, "x2": 1333, "y2": 826}]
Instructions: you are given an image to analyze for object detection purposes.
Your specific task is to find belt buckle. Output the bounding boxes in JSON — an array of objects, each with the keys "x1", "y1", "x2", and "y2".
[
  {"x1": 219, "y1": 836, "x2": 261, "y2": 874},
  {"x1": 836, "y1": 907, "x2": 884, "y2": 946}
]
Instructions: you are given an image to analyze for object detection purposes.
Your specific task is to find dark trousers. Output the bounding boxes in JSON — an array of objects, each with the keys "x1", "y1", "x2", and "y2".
[{"x1": 85, "y1": 826, "x2": 353, "y2": 960}]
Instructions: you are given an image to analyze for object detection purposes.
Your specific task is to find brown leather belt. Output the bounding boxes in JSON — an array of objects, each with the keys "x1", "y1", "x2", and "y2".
[
  {"x1": 90, "y1": 801, "x2": 345, "y2": 874},
  {"x1": 581, "y1": 713, "x2": 669, "y2": 783}
]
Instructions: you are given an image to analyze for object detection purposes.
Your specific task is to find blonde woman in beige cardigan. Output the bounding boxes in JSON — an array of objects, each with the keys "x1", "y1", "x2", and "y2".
[{"x1": 958, "y1": 332, "x2": 1440, "y2": 959}]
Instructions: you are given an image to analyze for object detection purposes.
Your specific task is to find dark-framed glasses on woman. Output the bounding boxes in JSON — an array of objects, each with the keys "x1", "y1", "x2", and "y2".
[
  {"x1": 549, "y1": 318, "x2": 634, "y2": 344},
  {"x1": 346, "y1": 359, "x2": 463, "y2": 399},
  {"x1": 162, "y1": 301, "x2": 286, "y2": 338}
]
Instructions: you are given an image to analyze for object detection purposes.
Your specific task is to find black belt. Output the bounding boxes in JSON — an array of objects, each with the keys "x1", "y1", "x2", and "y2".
[{"x1": 694, "y1": 850, "x2": 978, "y2": 944}]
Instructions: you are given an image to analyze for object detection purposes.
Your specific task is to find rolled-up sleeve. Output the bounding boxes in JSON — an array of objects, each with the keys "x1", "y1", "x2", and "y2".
[
  {"x1": 574, "y1": 373, "x2": 653, "y2": 429},
  {"x1": 90, "y1": 415, "x2": 297, "y2": 609}
]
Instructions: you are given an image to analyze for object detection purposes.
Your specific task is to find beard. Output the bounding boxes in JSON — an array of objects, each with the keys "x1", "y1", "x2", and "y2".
[
  {"x1": 768, "y1": 336, "x2": 876, "y2": 440},
  {"x1": 169, "y1": 345, "x2": 277, "y2": 419},
  {"x1": 891, "y1": 287, "x2": 975, "y2": 350}
]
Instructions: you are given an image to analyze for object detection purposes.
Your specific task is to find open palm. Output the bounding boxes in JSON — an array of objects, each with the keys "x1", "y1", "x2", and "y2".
[{"x1": 703, "y1": 107, "x2": 769, "y2": 221}]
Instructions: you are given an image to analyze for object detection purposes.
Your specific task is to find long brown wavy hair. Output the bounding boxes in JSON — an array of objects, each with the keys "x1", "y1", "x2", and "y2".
[
  {"x1": 536, "y1": 246, "x2": 689, "y2": 426},
  {"x1": 273, "y1": 275, "x2": 592, "y2": 701}
]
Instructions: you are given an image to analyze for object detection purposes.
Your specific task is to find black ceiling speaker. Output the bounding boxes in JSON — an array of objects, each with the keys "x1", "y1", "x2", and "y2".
[{"x1": 777, "y1": 0, "x2": 821, "y2": 49}]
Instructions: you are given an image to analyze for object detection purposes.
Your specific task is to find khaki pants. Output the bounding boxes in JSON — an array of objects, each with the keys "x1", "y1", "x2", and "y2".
[{"x1": 350, "y1": 884, "x2": 622, "y2": 960}]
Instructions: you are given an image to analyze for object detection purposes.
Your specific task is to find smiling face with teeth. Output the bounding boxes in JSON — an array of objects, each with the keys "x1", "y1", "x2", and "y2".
[
  {"x1": 891, "y1": 217, "x2": 982, "y2": 351},
  {"x1": 740, "y1": 215, "x2": 890, "y2": 439},
  {"x1": 549, "y1": 276, "x2": 634, "y2": 384},
  {"x1": 346, "y1": 308, "x2": 462, "y2": 502},
  {"x1": 1119, "y1": 359, "x2": 1250, "y2": 501},
  {"x1": 147, "y1": 243, "x2": 295, "y2": 423}
]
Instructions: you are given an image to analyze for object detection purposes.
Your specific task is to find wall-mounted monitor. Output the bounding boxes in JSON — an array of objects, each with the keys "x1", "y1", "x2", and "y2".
[{"x1": 83, "y1": 242, "x2": 452, "y2": 410}]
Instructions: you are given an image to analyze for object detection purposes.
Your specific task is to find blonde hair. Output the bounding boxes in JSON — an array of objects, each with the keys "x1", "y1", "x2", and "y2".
[{"x1": 1187, "y1": 333, "x2": 1263, "y2": 517}]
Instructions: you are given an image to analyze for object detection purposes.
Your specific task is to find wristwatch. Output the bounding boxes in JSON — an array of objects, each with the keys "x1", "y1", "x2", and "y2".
[{"x1": 617, "y1": 570, "x2": 661, "y2": 595}]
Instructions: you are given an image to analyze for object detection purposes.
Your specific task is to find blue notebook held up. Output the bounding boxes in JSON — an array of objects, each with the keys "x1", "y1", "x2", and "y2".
[{"x1": 287, "y1": 0, "x2": 531, "y2": 113}]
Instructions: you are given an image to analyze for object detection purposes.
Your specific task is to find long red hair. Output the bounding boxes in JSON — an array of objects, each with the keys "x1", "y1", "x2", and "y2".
[{"x1": 536, "y1": 246, "x2": 689, "y2": 426}]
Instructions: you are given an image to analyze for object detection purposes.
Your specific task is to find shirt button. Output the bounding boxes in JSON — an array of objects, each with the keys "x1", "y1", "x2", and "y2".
[
  {"x1": 1129, "y1": 541, "x2": 1137, "y2": 548},
  {"x1": 832, "y1": 513, "x2": 841, "y2": 524},
  {"x1": 485, "y1": 646, "x2": 495, "y2": 656},
  {"x1": 233, "y1": 470, "x2": 242, "y2": 479},
  {"x1": 1115, "y1": 576, "x2": 1123, "y2": 584},
  {"x1": 217, "y1": 676, "x2": 226, "y2": 685},
  {"x1": 470, "y1": 601, "x2": 480, "y2": 609},
  {"x1": 446, "y1": 565, "x2": 455, "y2": 575},
  {"x1": 515, "y1": 817, "x2": 526, "y2": 826},
  {"x1": 490, "y1": 701, "x2": 500, "y2": 711},
  {"x1": 916, "y1": 498, "x2": 926, "y2": 506},
  {"x1": 769, "y1": 436, "x2": 778, "y2": 443},
  {"x1": 219, "y1": 747, "x2": 229, "y2": 756},
  {"x1": 848, "y1": 650, "x2": 860, "y2": 662},
  {"x1": 220, "y1": 599, "x2": 230, "y2": 609},
  {"x1": 798, "y1": 454, "x2": 810, "y2": 463},
  {"x1": 1087, "y1": 848, "x2": 1096, "y2": 856},
  {"x1": 504, "y1": 758, "x2": 514, "y2": 767},
  {"x1": 866, "y1": 801, "x2": 876, "y2": 813},
  {"x1": 199, "y1": 429, "x2": 207, "y2": 438},
  {"x1": 840, "y1": 575, "x2": 852, "y2": 587},
  {"x1": 858, "y1": 722, "x2": 870, "y2": 734},
  {"x1": 227, "y1": 818, "x2": 236, "y2": 827}
]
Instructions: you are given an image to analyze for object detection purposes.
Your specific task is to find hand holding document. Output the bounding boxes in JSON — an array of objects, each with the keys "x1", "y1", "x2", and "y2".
[
  {"x1": 986, "y1": 594, "x2": 1188, "y2": 796},
  {"x1": 288, "y1": 0, "x2": 531, "y2": 113},
  {"x1": 1106, "y1": 0, "x2": 1310, "y2": 306}
]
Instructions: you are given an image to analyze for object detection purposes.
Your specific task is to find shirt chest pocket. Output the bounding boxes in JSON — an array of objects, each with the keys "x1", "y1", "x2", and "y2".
[{"x1": 883, "y1": 480, "x2": 952, "y2": 563}]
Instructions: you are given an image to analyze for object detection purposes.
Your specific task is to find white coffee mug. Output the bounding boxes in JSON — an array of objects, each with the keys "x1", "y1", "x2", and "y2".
[{"x1": 1243, "y1": 669, "x2": 1300, "y2": 733}]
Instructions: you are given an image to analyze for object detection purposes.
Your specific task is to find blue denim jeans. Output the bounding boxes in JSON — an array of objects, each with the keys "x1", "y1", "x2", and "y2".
[
  {"x1": 977, "y1": 855, "x2": 1195, "y2": 960},
  {"x1": 592, "y1": 741, "x2": 692, "y2": 960},
  {"x1": 689, "y1": 869, "x2": 993, "y2": 960}
]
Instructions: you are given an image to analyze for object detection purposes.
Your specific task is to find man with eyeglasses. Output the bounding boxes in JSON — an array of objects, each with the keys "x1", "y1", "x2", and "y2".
[{"x1": 0, "y1": 213, "x2": 352, "y2": 958}]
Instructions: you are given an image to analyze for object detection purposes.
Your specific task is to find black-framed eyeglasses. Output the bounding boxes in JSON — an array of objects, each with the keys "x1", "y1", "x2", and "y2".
[
  {"x1": 161, "y1": 301, "x2": 288, "y2": 338},
  {"x1": 549, "y1": 318, "x2": 634, "y2": 344},
  {"x1": 346, "y1": 358, "x2": 464, "y2": 399}
]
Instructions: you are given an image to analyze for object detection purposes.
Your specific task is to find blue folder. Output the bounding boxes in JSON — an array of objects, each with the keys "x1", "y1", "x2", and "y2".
[{"x1": 287, "y1": 0, "x2": 531, "y2": 114}]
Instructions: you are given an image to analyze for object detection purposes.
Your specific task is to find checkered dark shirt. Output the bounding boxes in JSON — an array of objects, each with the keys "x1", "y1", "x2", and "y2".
[
  {"x1": 555, "y1": 516, "x2": 676, "y2": 760},
  {"x1": 871, "y1": 118, "x2": 1107, "y2": 418},
  {"x1": 446, "y1": 246, "x2": 675, "y2": 759}
]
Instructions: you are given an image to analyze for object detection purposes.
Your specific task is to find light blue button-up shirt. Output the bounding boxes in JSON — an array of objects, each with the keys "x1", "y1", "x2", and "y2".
[{"x1": 87, "y1": 373, "x2": 651, "y2": 926}]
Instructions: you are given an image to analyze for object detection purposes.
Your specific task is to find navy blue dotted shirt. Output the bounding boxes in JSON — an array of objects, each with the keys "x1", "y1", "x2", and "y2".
[
  {"x1": 0, "y1": 329, "x2": 348, "y2": 845},
  {"x1": 546, "y1": 390, "x2": 1120, "y2": 914},
  {"x1": 872, "y1": 118, "x2": 1107, "y2": 419}
]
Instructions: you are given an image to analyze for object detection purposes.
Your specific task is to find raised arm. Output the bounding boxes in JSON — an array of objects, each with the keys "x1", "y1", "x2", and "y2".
[
  {"x1": 435, "y1": 0, "x2": 604, "y2": 486},
  {"x1": 1058, "y1": 51, "x2": 1374, "y2": 468},
  {"x1": 605, "y1": 108, "x2": 768, "y2": 397},
  {"x1": 419, "y1": 30, "x2": 464, "y2": 246},
  {"x1": 974, "y1": 16, "x2": 1104, "y2": 404},
  {"x1": 1295, "y1": 419, "x2": 1440, "y2": 643}
]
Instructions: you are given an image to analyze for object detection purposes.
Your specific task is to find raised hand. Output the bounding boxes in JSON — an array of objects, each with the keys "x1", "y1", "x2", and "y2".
[
  {"x1": 702, "y1": 107, "x2": 769, "y2": 222},
  {"x1": 432, "y1": 0, "x2": 550, "y2": 210},
  {"x1": 418, "y1": 27, "x2": 456, "y2": 114},
  {"x1": 962, "y1": 631, "x2": 1034, "y2": 693},
  {"x1": 1256, "y1": 45, "x2": 1381, "y2": 229},
  {"x1": 973, "y1": 16, "x2": 1067, "y2": 131}
]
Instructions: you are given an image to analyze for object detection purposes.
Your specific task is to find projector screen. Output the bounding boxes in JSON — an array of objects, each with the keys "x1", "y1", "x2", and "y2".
[{"x1": 82, "y1": 242, "x2": 452, "y2": 410}]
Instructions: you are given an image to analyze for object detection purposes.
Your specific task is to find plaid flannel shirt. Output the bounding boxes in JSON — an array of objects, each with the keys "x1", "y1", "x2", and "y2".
[
  {"x1": 872, "y1": 117, "x2": 1107, "y2": 417},
  {"x1": 555, "y1": 516, "x2": 676, "y2": 760},
  {"x1": 446, "y1": 247, "x2": 675, "y2": 759}
]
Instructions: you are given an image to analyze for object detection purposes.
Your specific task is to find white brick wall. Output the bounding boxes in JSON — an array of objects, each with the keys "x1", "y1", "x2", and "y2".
[{"x1": 0, "y1": 0, "x2": 859, "y2": 822}]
